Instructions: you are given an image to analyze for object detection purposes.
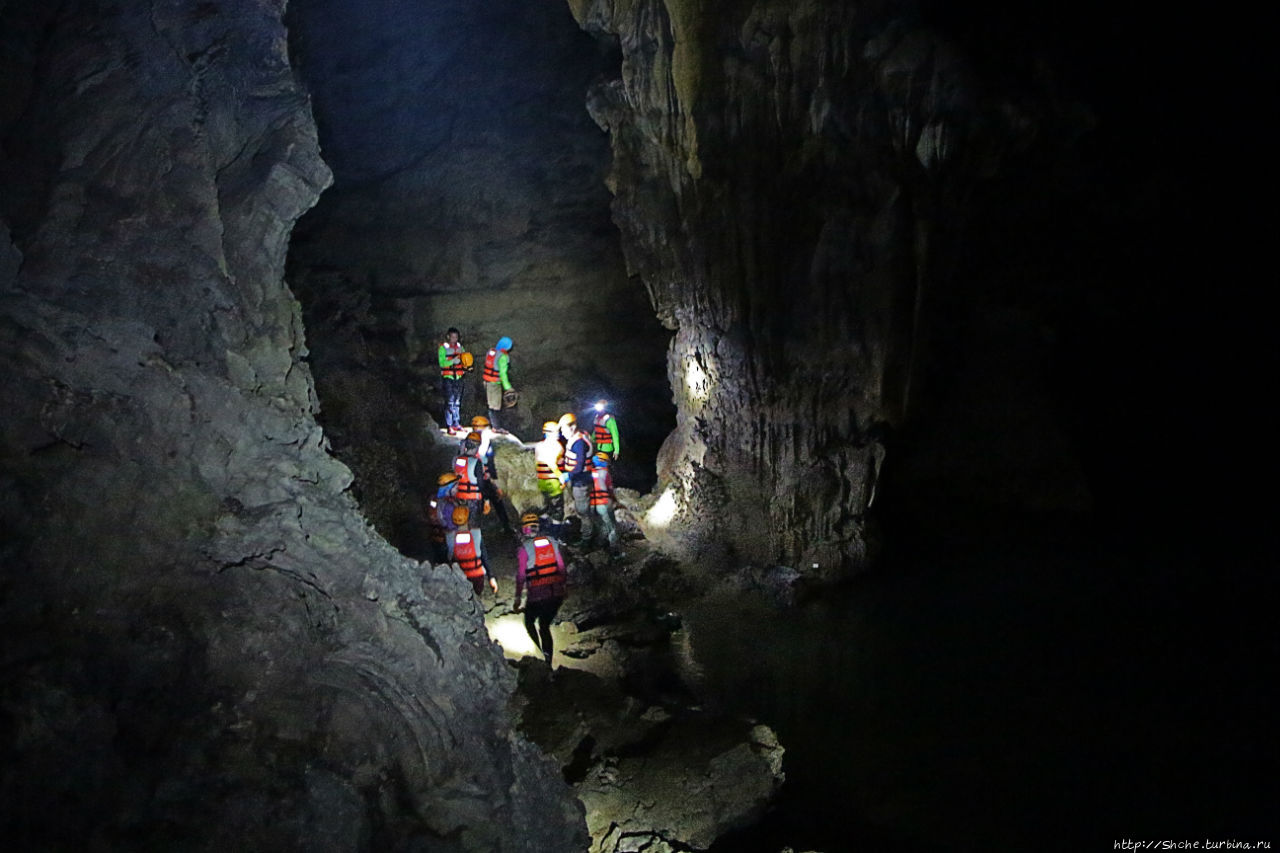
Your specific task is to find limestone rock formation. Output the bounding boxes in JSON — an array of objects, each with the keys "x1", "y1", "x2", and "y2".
[
  {"x1": 572, "y1": 0, "x2": 1089, "y2": 576},
  {"x1": 0, "y1": 1, "x2": 585, "y2": 848}
]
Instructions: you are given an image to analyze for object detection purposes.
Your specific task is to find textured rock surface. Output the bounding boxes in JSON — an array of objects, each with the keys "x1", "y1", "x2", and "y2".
[
  {"x1": 0, "y1": 1, "x2": 585, "y2": 848},
  {"x1": 283, "y1": 0, "x2": 675, "y2": 554},
  {"x1": 573, "y1": 0, "x2": 1090, "y2": 576}
]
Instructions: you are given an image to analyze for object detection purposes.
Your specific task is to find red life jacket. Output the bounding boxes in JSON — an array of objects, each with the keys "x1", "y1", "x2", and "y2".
[
  {"x1": 453, "y1": 455, "x2": 481, "y2": 502},
  {"x1": 523, "y1": 537, "x2": 564, "y2": 588},
  {"x1": 440, "y1": 341, "x2": 465, "y2": 379},
  {"x1": 589, "y1": 467, "x2": 612, "y2": 506},
  {"x1": 452, "y1": 531, "x2": 484, "y2": 579},
  {"x1": 593, "y1": 412, "x2": 616, "y2": 450},
  {"x1": 483, "y1": 348, "x2": 502, "y2": 383},
  {"x1": 535, "y1": 438, "x2": 563, "y2": 480}
]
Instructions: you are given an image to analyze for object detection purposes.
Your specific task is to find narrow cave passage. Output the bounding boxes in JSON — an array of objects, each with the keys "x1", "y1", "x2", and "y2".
[{"x1": 282, "y1": 0, "x2": 675, "y2": 557}]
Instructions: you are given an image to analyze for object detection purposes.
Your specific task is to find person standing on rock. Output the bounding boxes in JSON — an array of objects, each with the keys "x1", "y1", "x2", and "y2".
[
  {"x1": 447, "y1": 504, "x2": 496, "y2": 596},
  {"x1": 482, "y1": 336, "x2": 515, "y2": 429},
  {"x1": 560, "y1": 415, "x2": 595, "y2": 544},
  {"x1": 592, "y1": 399, "x2": 621, "y2": 461},
  {"x1": 469, "y1": 415, "x2": 513, "y2": 533},
  {"x1": 588, "y1": 452, "x2": 624, "y2": 558},
  {"x1": 534, "y1": 420, "x2": 567, "y2": 531},
  {"x1": 512, "y1": 511, "x2": 567, "y2": 670},
  {"x1": 437, "y1": 327, "x2": 470, "y2": 434}
]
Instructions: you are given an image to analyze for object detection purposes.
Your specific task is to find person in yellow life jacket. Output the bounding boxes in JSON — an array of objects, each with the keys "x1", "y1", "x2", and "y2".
[
  {"x1": 534, "y1": 420, "x2": 567, "y2": 528},
  {"x1": 561, "y1": 416, "x2": 595, "y2": 545},
  {"x1": 592, "y1": 400, "x2": 621, "y2": 460},
  {"x1": 482, "y1": 336, "x2": 514, "y2": 429},
  {"x1": 469, "y1": 416, "x2": 512, "y2": 531},
  {"x1": 512, "y1": 511, "x2": 567, "y2": 670},
  {"x1": 437, "y1": 327, "x2": 469, "y2": 433},
  {"x1": 446, "y1": 504, "x2": 496, "y2": 596}
]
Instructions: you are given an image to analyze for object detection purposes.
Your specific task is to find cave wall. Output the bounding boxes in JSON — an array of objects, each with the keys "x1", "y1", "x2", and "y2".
[
  {"x1": 283, "y1": 0, "x2": 676, "y2": 552},
  {"x1": 0, "y1": 1, "x2": 585, "y2": 848},
  {"x1": 572, "y1": 0, "x2": 1086, "y2": 574}
]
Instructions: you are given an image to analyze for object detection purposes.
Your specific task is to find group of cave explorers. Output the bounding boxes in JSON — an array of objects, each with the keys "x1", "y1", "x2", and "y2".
[{"x1": 431, "y1": 327, "x2": 623, "y2": 668}]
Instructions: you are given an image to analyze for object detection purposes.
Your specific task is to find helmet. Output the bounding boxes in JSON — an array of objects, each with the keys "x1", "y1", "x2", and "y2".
[
  {"x1": 497, "y1": 336, "x2": 513, "y2": 351},
  {"x1": 470, "y1": 415, "x2": 490, "y2": 428},
  {"x1": 437, "y1": 472, "x2": 459, "y2": 485},
  {"x1": 465, "y1": 431, "x2": 483, "y2": 444},
  {"x1": 542, "y1": 420, "x2": 558, "y2": 434},
  {"x1": 520, "y1": 511, "x2": 539, "y2": 527},
  {"x1": 459, "y1": 351, "x2": 474, "y2": 369},
  {"x1": 593, "y1": 452, "x2": 610, "y2": 467},
  {"x1": 452, "y1": 505, "x2": 470, "y2": 526}
]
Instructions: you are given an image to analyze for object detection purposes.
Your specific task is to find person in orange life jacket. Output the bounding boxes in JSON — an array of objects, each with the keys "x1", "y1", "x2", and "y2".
[
  {"x1": 437, "y1": 327, "x2": 469, "y2": 433},
  {"x1": 534, "y1": 420, "x2": 567, "y2": 529},
  {"x1": 463, "y1": 418, "x2": 512, "y2": 531},
  {"x1": 561, "y1": 416, "x2": 595, "y2": 544},
  {"x1": 427, "y1": 472, "x2": 460, "y2": 564},
  {"x1": 588, "y1": 452, "x2": 623, "y2": 557},
  {"x1": 512, "y1": 511, "x2": 567, "y2": 668},
  {"x1": 592, "y1": 400, "x2": 621, "y2": 460},
  {"x1": 446, "y1": 504, "x2": 496, "y2": 595},
  {"x1": 482, "y1": 336, "x2": 514, "y2": 428},
  {"x1": 451, "y1": 433, "x2": 485, "y2": 519}
]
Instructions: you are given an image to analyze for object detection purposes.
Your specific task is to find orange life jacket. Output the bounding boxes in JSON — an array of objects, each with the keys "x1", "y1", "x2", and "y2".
[
  {"x1": 483, "y1": 348, "x2": 502, "y2": 383},
  {"x1": 562, "y1": 434, "x2": 595, "y2": 475},
  {"x1": 593, "y1": 412, "x2": 616, "y2": 450},
  {"x1": 589, "y1": 467, "x2": 612, "y2": 507},
  {"x1": 440, "y1": 341, "x2": 465, "y2": 379},
  {"x1": 451, "y1": 531, "x2": 484, "y2": 579},
  {"x1": 523, "y1": 537, "x2": 564, "y2": 588},
  {"x1": 453, "y1": 455, "x2": 481, "y2": 502}
]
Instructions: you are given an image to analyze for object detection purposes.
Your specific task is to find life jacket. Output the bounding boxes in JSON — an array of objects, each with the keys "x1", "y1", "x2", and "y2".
[
  {"x1": 451, "y1": 531, "x2": 484, "y2": 579},
  {"x1": 589, "y1": 467, "x2": 612, "y2": 507},
  {"x1": 483, "y1": 348, "x2": 502, "y2": 383},
  {"x1": 440, "y1": 340, "x2": 465, "y2": 379},
  {"x1": 452, "y1": 455, "x2": 481, "y2": 502},
  {"x1": 593, "y1": 412, "x2": 616, "y2": 450},
  {"x1": 562, "y1": 433, "x2": 595, "y2": 476},
  {"x1": 522, "y1": 537, "x2": 565, "y2": 589},
  {"x1": 534, "y1": 437, "x2": 565, "y2": 480},
  {"x1": 427, "y1": 499, "x2": 446, "y2": 543}
]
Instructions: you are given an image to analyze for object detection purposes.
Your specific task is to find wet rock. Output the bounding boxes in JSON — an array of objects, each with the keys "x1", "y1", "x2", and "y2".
[{"x1": 0, "y1": 1, "x2": 586, "y2": 848}]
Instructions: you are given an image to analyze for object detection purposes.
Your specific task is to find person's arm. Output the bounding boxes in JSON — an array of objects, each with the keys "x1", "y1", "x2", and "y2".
[
  {"x1": 498, "y1": 352, "x2": 512, "y2": 390},
  {"x1": 608, "y1": 417, "x2": 620, "y2": 458},
  {"x1": 569, "y1": 439, "x2": 587, "y2": 477},
  {"x1": 514, "y1": 546, "x2": 528, "y2": 609}
]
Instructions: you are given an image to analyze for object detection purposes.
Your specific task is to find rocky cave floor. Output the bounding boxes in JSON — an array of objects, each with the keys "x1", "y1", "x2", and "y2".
[{"x1": 410, "y1": 430, "x2": 795, "y2": 852}]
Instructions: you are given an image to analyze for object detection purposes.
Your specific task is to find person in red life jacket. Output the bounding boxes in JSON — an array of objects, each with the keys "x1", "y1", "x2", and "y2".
[
  {"x1": 427, "y1": 472, "x2": 461, "y2": 564},
  {"x1": 560, "y1": 415, "x2": 595, "y2": 544},
  {"x1": 451, "y1": 433, "x2": 484, "y2": 518},
  {"x1": 447, "y1": 504, "x2": 496, "y2": 596},
  {"x1": 588, "y1": 452, "x2": 624, "y2": 558},
  {"x1": 482, "y1": 336, "x2": 514, "y2": 429},
  {"x1": 437, "y1": 327, "x2": 470, "y2": 433},
  {"x1": 512, "y1": 511, "x2": 567, "y2": 669},
  {"x1": 592, "y1": 400, "x2": 621, "y2": 460},
  {"x1": 469, "y1": 415, "x2": 513, "y2": 532}
]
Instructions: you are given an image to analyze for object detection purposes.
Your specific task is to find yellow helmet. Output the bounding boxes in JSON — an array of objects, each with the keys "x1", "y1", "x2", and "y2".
[
  {"x1": 542, "y1": 420, "x2": 558, "y2": 433},
  {"x1": 520, "y1": 511, "x2": 539, "y2": 527},
  {"x1": 452, "y1": 505, "x2": 470, "y2": 526},
  {"x1": 437, "y1": 472, "x2": 459, "y2": 486},
  {"x1": 470, "y1": 415, "x2": 490, "y2": 428},
  {"x1": 459, "y1": 351, "x2": 474, "y2": 369},
  {"x1": 465, "y1": 430, "x2": 483, "y2": 444}
]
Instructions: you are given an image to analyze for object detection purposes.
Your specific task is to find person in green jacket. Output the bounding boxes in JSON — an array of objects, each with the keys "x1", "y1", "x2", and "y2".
[
  {"x1": 437, "y1": 327, "x2": 469, "y2": 433},
  {"x1": 592, "y1": 399, "x2": 621, "y2": 460},
  {"x1": 482, "y1": 336, "x2": 515, "y2": 429}
]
